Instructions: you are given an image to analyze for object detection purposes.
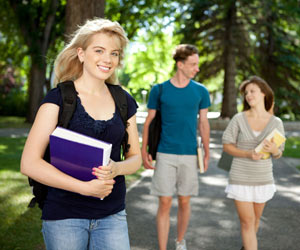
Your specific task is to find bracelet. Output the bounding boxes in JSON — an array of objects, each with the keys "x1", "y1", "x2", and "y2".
[{"x1": 272, "y1": 150, "x2": 281, "y2": 158}]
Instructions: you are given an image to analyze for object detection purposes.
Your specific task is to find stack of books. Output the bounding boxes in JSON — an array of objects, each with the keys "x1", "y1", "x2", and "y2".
[
  {"x1": 197, "y1": 137, "x2": 204, "y2": 173},
  {"x1": 254, "y1": 128, "x2": 286, "y2": 159}
]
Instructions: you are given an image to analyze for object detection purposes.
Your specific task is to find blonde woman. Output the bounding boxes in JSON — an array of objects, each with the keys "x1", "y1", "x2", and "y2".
[
  {"x1": 21, "y1": 19, "x2": 141, "y2": 250},
  {"x1": 222, "y1": 76, "x2": 285, "y2": 250}
]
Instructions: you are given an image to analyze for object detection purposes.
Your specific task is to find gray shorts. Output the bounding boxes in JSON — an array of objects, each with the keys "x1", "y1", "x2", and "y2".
[{"x1": 150, "y1": 152, "x2": 199, "y2": 197}]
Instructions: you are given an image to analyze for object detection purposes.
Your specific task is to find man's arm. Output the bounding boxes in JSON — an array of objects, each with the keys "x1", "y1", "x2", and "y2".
[
  {"x1": 198, "y1": 108, "x2": 210, "y2": 171},
  {"x1": 141, "y1": 109, "x2": 157, "y2": 169}
]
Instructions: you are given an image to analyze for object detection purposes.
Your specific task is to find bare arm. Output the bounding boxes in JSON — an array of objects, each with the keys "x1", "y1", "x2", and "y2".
[
  {"x1": 223, "y1": 143, "x2": 262, "y2": 160},
  {"x1": 20, "y1": 103, "x2": 115, "y2": 199},
  {"x1": 198, "y1": 108, "x2": 210, "y2": 171}
]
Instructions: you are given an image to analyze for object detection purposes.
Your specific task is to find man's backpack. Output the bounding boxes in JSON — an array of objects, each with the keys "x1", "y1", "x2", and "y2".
[
  {"x1": 28, "y1": 81, "x2": 129, "y2": 209},
  {"x1": 147, "y1": 84, "x2": 163, "y2": 160}
]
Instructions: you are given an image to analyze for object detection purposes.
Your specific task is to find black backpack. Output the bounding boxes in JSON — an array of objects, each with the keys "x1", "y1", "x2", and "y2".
[
  {"x1": 28, "y1": 81, "x2": 129, "y2": 209},
  {"x1": 147, "y1": 83, "x2": 162, "y2": 160}
]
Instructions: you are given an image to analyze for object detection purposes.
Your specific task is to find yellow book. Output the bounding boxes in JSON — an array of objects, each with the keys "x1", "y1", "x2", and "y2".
[
  {"x1": 255, "y1": 128, "x2": 286, "y2": 159},
  {"x1": 197, "y1": 137, "x2": 204, "y2": 173}
]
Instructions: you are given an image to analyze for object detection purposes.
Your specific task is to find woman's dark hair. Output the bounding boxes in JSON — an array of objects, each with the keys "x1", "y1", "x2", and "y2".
[{"x1": 239, "y1": 75, "x2": 274, "y2": 112}]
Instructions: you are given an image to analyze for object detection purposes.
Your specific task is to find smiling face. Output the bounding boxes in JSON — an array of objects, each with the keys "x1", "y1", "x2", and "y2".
[
  {"x1": 77, "y1": 32, "x2": 121, "y2": 82},
  {"x1": 244, "y1": 83, "x2": 265, "y2": 108},
  {"x1": 177, "y1": 53, "x2": 200, "y2": 79}
]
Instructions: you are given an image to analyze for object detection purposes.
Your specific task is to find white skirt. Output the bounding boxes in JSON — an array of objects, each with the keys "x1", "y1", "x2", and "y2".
[{"x1": 225, "y1": 184, "x2": 276, "y2": 203}]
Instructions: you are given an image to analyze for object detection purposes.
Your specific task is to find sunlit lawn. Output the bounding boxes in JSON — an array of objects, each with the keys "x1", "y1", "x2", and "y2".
[
  {"x1": 283, "y1": 136, "x2": 300, "y2": 170},
  {"x1": 0, "y1": 137, "x2": 44, "y2": 250},
  {"x1": 0, "y1": 116, "x2": 31, "y2": 128},
  {"x1": 283, "y1": 136, "x2": 300, "y2": 158}
]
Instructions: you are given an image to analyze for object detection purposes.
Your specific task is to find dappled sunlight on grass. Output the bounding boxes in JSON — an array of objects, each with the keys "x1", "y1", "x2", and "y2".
[
  {"x1": 283, "y1": 136, "x2": 300, "y2": 158},
  {"x1": 9, "y1": 192, "x2": 33, "y2": 207},
  {"x1": 0, "y1": 138, "x2": 26, "y2": 153},
  {"x1": 0, "y1": 136, "x2": 44, "y2": 250},
  {"x1": 0, "y1": 169, "x2": 24, "y2": 179},
  {"x1": 0, "y1": 116, "x2": 31, "y2": 129},
  {"x1": 0, "y1": 144, "x2": 8, "y2": 151},
  {"x1": 0, "y1": 174, "x2": 32, "y2": 226}
]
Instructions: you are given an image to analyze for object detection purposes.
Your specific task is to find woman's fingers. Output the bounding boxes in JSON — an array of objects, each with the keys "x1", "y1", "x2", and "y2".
[{"x1": 92, "y1": 166, "x2": 115, "y2": 179}]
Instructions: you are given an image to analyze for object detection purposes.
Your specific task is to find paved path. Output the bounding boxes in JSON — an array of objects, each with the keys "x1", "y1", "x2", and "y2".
[
  {"x1": 0, "y1": 127, "x2": 30, "y2": 137},
  {"x1": 126, "y1": 131, "x2": 300, "y2": 250}
]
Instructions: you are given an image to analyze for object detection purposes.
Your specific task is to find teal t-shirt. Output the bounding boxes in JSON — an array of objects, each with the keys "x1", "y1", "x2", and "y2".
[{"x1": 147, "y1": 80, "x2": 211, "y2": 155}]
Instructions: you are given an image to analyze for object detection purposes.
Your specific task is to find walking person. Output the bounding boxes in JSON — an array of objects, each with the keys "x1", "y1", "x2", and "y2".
[
  {"x1": 222, "y1": 76, "x2": 285, "y2": 250},
  {"x1": 21, "y1": 18, "x2": 141, "y2": 250},
  {"x1": 142, "y1": 44, "x2": 211, "y2": 250}
]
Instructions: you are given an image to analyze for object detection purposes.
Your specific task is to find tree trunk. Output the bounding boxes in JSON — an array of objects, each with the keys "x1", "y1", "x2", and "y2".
[
  {"x1": 221, "y1": 1, "x2": 237, "y2": 119},
  {"x1": 27, "y1": 62, "x2": 47, "y2": 122},
  {"x1": 259, "y1": 10, "x2": 276, "y2": 89},
  {"x1": 9, "y1": 0, "x2": 60, "y2": 123},
  {"x1": 65, "y1": 0, "x2": 106, "y2": 38}
]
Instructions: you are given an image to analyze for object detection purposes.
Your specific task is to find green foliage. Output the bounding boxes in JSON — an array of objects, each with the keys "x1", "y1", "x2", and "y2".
[
  {"x1": 0, "y1": 88, "x2": 28, "y2": 117},
  {"x1": 0, "y1": 0, "x2": 300, "y2": 121},
  {"x1": 251, "y1": 0, "x2": 300, "y2": 120},
  {"x1": 106, "y1": 1, "x2": 185, "y2": 103},
  {"x1": 122, "y1": 32, "x2": 179, "y2": 103},
  {"x1": 0, "y1": 0, "x2": 66, "y2": 122},
  {"x1": 106, "y1": 0, "x2": 177, "y2": 40},
  {"x1": 173, "y1": 0, "x2": 300, "y2": 120},
  {"x1": 0, "y1": 1, "x2": 30, "y2": 92},
  {"x1": 0, "y1": 137, "x2": 44, "y2": 250},
  {"x1": 7, "y1": 0, "x2": 66, "y2": 62}
]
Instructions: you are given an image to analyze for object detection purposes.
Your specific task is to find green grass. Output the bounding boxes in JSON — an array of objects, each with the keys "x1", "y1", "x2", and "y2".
[
  {"x1": 0, "y1": 137, "x2": 44, "y2": 250},
  {"x1": 0, "y1": 116, "x2": 31, "y2": 128}
]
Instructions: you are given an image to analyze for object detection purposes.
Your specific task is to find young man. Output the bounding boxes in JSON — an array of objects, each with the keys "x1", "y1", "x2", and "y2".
[{"x1": 142, "y1": 44, "x2": 211, "y2": 250}]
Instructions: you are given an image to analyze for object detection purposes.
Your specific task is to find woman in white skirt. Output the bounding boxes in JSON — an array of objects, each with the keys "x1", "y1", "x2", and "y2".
[{"x1": 222, "y1": 76, "x2": 285, "y2": 250}]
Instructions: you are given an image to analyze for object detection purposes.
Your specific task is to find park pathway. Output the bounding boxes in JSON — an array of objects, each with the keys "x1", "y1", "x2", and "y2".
[{"x1": 126, "y1": 131, "x2": 300, "y2": 250}]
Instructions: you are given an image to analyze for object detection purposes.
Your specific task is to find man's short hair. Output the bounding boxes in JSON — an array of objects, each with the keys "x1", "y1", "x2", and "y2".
[{"x1": 173, "y1": 44, "x2": 199, "y2": 63}]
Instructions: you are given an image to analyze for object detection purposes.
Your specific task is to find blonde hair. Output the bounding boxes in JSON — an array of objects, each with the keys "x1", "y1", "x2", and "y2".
[{"x1": 54, "y1": 18, "x2": 128, "y2": 85}]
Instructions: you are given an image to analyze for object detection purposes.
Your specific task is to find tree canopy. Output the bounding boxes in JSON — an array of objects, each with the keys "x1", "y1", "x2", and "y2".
[
  {"x1": 0, "y1": 0, "x2": 300, "y2": 120},
  {"x1": 173, "y1": 0, "x2": 300, "y2": 119}
]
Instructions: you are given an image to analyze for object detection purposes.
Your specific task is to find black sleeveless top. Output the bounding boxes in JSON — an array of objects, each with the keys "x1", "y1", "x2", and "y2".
[{"x1": 40, "y1": 87, "x2": 138, "y2": 220}]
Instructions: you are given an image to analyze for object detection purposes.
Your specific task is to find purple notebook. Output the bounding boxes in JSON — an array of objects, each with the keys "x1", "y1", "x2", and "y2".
[{"x1": 50, "y1": 127, "x2": 112, "y2": 181}]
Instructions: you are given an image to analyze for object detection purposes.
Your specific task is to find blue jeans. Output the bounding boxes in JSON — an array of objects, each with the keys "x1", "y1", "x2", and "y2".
[{"x1": 42, "y1": 210, "x2": 130, "y2": 250}]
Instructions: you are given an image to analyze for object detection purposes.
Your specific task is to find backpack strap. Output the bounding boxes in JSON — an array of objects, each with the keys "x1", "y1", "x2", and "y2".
[
  {"x1": 106, "y1": 83, "x2": 129, "y2": 156},
  {"x1": 157, "y1": 83, "x2": 163, "y2": 110},
  {"x1": 57, "y1": 81, "x2": 77, "y2": 128}
]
